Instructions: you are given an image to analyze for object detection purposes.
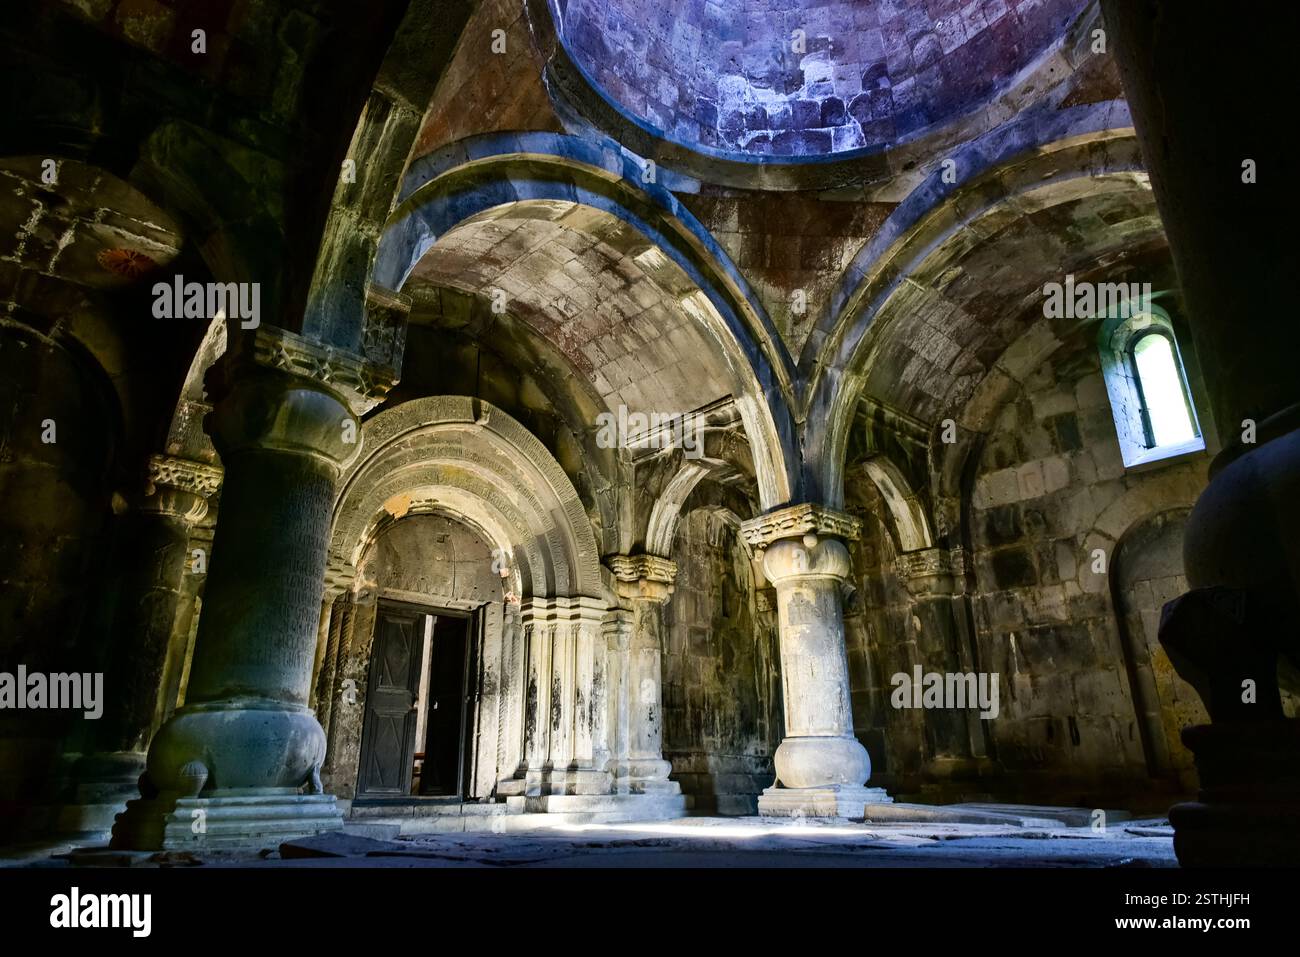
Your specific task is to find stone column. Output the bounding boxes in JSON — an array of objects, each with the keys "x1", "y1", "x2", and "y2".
[
  {"x1": 513, "y1": 596, "x2": 612, "y2": 807},
  {"x1": 895, "y1": 547, "x2": 987, "y2": 768},
  {"x1": 112, "y1": 329, "x2": 374, "y2": 850},
  {"x1": 605, "y1": 555, "x2": 686, "y2": 816},
  {"x1": 310, "y1": 560, "x2": 356, "y2": 723},
  {"x1": 321, "y1": 595, "x2": 367, "y2": 799},
  {"x1": 157, "y1": 517, "x2": 214, "y2": 721},
  {"x1": 1102, "y1": 2, "x2": 1300, "y2": 865},
  {"x1": 58, "y1": 455, "x2": 220, "y2": 838},
  {"x1": 741, "y1": 504, "x2": 891, "y2": 818}
]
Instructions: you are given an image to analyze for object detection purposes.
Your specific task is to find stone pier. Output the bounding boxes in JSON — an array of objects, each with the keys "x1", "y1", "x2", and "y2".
[
  {"x1": 58, "y1": 454, "x2": 220, "y2": 839},
  {"x1": 112, "y1": 332, "x2": 371, "y2": 849},
  {"x1": 741, "y1": 504, "x2": 891, "y2": 818},
  {"x1": 1103, "y1": 0, "x2": 1300, "y2": 866},
  {"x1": 605, "y1": 554, "x2": 685, "y2": 818}
]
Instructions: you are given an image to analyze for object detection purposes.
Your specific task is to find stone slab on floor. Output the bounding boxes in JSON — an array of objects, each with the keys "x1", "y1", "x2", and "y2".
[
  {"x1": 5, "y1": 816, "x2": 1179, "y2": 869},
  {"x1": 955, "y1": 804, "x2": 1133, "y2": 827},
  {"x1": 340, "y1": 822, "x2": 402, "y2": 841},
  {"x1": 223, "y1": 817, "x2": 1179, "y2": 869},
  {"x1": 862, "y1": 803, "x2": 1062, "y2": 827},
  {"x1": 280, "y1": 831, "x2": 408, "y2": 859}
]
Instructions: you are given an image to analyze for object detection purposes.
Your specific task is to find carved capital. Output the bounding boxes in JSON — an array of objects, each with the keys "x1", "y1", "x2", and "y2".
[
  {"x1": 607, "y1": 554, "x2": 677, "y2": 603},
  {"x1": 361, "y1": 283, "x2": 411, "y2": 376},
  {"x1": 323, "y1": 558, "x2": 358, "y2": 601},
  {"x1": 740, "y1": 503, "x2": 862, "y2": 549},
  {"x1": 896, "y1": 546, "x2": 964, "y2": 597},
  {"x1": 203, "y1": 346, "x2": 361, "y2": 470},
  {"x1": 146, "y1": 454, "x2": 223, "y2": 499},
  {"x1": 601, "y1": 607, "x2": 635, "y2": 650},
  {"x1": 520, "y1": 595, "x2": 609, "y2": 629},
  {"x1": 761, "y1": 536, "x2": 852, "y2": 586},
  {"x1": 141, "y1": 454, "x2": 223, "y2": 523},
  {"x1": 209, "y1": 325, "x2": 398, "y2": 417}
]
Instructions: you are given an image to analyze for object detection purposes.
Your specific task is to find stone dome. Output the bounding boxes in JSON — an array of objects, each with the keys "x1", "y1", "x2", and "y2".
[{"x1": 556, "y1": 0, "x2": 1089, "y2": 158}]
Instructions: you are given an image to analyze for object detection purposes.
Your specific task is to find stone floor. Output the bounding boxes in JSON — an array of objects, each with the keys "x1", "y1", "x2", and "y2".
[{"x1": 4, "y1": 814, "x2": 1179, "y2": 868}]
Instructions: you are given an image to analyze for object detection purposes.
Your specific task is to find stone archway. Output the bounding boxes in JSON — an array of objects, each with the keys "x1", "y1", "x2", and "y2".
[
  {"x1": 331, "y1": 394, "x2": 602, "y2": 599},
  {"x1": 322, "y1": 395, "x2": 623, "y2": 813},
  {"x1": 373, "y1": 131, "x2": 799, "y2": 510}
]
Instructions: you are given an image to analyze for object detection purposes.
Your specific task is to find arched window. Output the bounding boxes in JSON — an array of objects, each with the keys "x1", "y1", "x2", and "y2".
[
  {"x1": 1100, "y1": 309, "x2": 1204, "y2": 467},
  {"x1": 1130, "y1": 330, "x2": 1197, "y2": 448}
]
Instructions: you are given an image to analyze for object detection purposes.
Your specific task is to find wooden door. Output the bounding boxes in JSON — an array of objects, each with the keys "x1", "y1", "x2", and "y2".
[{"x1": 357, "y1": 607, "x2": 424, "y2": 796}]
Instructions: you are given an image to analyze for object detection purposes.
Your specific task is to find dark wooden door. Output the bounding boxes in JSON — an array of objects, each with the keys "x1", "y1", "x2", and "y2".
[
  {"x1": 418, "y1": 614, "x2": 477, "y2": 796},
  {"x1": 357, "y1": 608, "x2": 424, "y2": 797}
]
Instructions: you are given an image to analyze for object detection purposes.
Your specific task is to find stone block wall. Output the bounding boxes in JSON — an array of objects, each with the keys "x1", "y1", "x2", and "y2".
[
  {"x1": 0, "y1": 326, "x2": 117, "y2": 822},
  {"x1": 664, "y1": 509, "x2": 782, "y2": 813},
  {"x1": 843, "y1": 499, "x2": 926, "y2": 790},
  {"x1": 967, "y1": 347, "x2": 1208, "y2": 801},
  {"x1": 682, "y1": 192, "x2": 894, "y2": 356},
  {"x1": 839, "y1": 345, "x2": 1235, "y2": 805}
]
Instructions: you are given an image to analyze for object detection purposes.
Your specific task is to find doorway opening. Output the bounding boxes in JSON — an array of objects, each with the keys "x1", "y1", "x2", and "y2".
[{"x1": 356, "y1": 601, "x2": 480, "y2": 801}]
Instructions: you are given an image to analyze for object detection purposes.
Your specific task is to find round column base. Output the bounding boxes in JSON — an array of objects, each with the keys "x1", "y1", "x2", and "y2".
[
  {"x1": 758, "y1": 785, "x2": 893, "y2": 820},
  {"x1": 775, "y1": 734, "x2": 872, "y2": 789},
  {"x1": 144, "y1": 698, "x2": 326, "y2": 795},
  {"x1": 111, "y1": 789, "x2": 343, "y2": 851}
]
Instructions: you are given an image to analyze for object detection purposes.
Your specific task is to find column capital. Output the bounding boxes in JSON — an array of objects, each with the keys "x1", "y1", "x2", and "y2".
[
  {"x1": 202, "y1": 336, "x2": 365, "y2": 472},
  {"x1": 606, "y1": 554, "x2": 677, "y2": 604},
  {"x1": 740, "y1": 503, "x2": 862, "y2": 549},
  {"x1": 140, "y1": 454, "x2": 223, "y2": 522},
  {"x1": 895, "y1": 546, "x2": 964, "y2": 597},
  {"x1": 360, "y1": 282, "x2": 410, "y2": 383},
  {"x1": 322, "y1": 558, "x2": 358, "y2": 602},
  {"x1": 146, "y1": 453, "x2": 223, "y2": 498},
  {"x1": 520, "y1": 595, "x2": 609, "y2": 628},
  {"x1": 601, "y1": 606, "x2": 634, "y2": 650},
  {"x1": 208, "y1": 325, "x2": 399, "y2": 417}
]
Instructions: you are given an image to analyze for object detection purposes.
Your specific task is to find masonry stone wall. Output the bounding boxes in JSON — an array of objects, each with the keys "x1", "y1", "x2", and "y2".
[
  {"x1": 682, "y1": 192, "x2": 894, "y2": 356},
  {"x1": 0, "y1": 328, "x2": 117, "y2": 819},
  {"x1": 664, "y1": 508, "x2": 782, "y2": 813},
  {"x1": 1110, "y1": 510, "x2": 1200, "y2": 790},
  {"x1": 967, "y1": 347, "x2": 1207, "y2": 802},
  {"x1": 843, "y1": 489, "x2": 912, "y2": 787}
]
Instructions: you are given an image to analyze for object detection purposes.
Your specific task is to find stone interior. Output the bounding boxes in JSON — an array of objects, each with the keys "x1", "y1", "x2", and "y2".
[{"x1": 0, "y1": 0, "x2": 1294, "y2": 872}]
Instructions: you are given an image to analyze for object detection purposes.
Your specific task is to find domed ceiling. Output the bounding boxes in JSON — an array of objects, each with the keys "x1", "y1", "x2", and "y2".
[{"x1": 555, "y1": 0, "x2": 1090, "y2": 159}]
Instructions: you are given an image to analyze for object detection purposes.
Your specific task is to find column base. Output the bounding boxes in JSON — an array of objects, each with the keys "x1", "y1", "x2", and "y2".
[
  {"x1": 758, "y1": 785, "x2": 893, "y2": 820},
  {"x1": 510, "y1": 767, "x2": 614, "y2": 797},
  {"x1": 1165, "y1": 719, "x2": 1300, "y2": 867},
  {"x1": 46, "y1": 751, "x2": 145, "y2": 842},
  {"x1": 508, "y1": 792, "x2": 686, "y2": 823},
  {"x1": 110, "y1": 788, "x2": 343, "y2": 851},
  {"x1": 610, "y1": 758, "x2": 682, "y2": 796},
  {"x1": 1169, "y1": 800, "x2": 1300, "y2": 867}
]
